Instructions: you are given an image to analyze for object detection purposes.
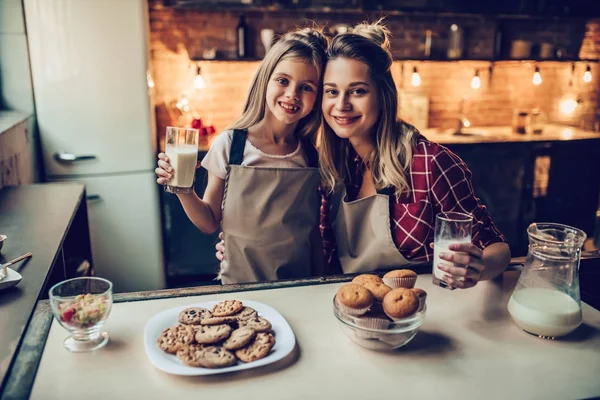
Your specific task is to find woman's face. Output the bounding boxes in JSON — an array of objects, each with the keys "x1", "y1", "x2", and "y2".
[{"x1": 322, "y1": 57, "x2": 379, "y2": 142}]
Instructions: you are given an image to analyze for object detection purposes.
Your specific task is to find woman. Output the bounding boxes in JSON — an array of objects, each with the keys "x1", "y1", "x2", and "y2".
[{"x1": 318, "y1": 21, "x2": 511, "y2": 289}]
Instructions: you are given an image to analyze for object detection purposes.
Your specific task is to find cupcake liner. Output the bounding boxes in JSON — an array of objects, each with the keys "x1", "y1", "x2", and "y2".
[
  {"x1": 354, "y1": 314, "x2": 390, "y2": 330},
  {"x1": 335, "y1": 296, "x2": 371, "y2": 317},
  {"x1": 416, "y1": 294, "x2": 428, "y2": 312},
  {"x1": 383, "y1": 276, "x2": 417, "y2": 289}
]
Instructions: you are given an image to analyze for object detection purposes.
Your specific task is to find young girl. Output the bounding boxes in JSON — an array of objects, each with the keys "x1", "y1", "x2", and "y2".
[
  {"x1": 156, "y1": 28, "x2": 328, "y2": 284},
  {"x1": 319, "y1": 21, "x2": 511, "y2": 289}
]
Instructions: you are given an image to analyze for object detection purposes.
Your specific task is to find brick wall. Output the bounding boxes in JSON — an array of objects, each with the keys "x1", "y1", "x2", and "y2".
[{"x1": 148, "y1": 0, "x2": 600, "y2": 137}]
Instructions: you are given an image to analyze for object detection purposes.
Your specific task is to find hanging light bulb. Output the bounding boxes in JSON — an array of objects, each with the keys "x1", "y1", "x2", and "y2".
[
  {"x1": 193, "y1": 65, "x2": 205, "y2": 90},
  {"x1": 471, "y1": 69, "x2": 481, "y2": 89},
  {"x1": 532, "y1": 66, "x2": 542, "y2": 85},
  {"x1": 583, "y1": 65, "x2": 592, "y2": 83},
  {"x1": 411, "y1": 66, "x2": 421, "y2": 87}
]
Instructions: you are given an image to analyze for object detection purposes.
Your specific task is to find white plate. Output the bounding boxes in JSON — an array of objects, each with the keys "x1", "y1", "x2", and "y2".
[
  {"x1": 143, "y1": 300, "x2": 296, "y2": 376},
  {"x1": 0, "y1": 268, "x2": 22, "y2": 291}
]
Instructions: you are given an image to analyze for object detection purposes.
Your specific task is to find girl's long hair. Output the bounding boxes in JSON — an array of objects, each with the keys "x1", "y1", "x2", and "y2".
[
  {"x1": 319, "y1": 21, "x2": 418, "y2": 197},
  {"x1": 229, "y1": 27, "x2": 328, "y2": 145}
]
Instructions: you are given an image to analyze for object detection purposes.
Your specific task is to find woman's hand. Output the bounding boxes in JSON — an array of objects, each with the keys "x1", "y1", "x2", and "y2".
[
  {"x1": 215, "y1": 232, "x2": 225, "y2": 261},
  {"x1": 436, "y1": 242, "x2": 485, "y2": 289},
  {"x1": 155, "y1": 153, "x2": 173, "y2": 185}
]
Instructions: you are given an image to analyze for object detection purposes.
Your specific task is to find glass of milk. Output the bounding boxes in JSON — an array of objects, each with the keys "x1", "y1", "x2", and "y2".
[
  {"x1": 164, "y1": 126, "x2": 199, "y2": 194},
  {"x1": 432, "y1": 212, "x2": 473, "y2": 289},
  {"x1": 508, "y1": 223, "x2": 586, "y2": 339}
]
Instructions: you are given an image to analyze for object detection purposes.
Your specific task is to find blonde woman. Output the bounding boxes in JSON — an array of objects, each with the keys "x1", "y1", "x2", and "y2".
[
  {"x1": 156, "y1": 28, "x2": 328, "y2": 284},
  {"x1": 319, "y1": 22, "x2": 511, "y2": 289}
]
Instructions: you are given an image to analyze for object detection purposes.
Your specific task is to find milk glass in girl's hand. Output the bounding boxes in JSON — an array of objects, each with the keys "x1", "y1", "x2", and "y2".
[
  {"x1": 432, "y1": 212, "x2": 473, "y2": 289},
  {"x1": 165, "y1": 127, "x2": 199, "y2": 194}
]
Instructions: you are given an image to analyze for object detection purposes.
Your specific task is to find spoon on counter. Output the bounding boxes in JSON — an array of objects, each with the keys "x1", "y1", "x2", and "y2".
[{"x1": 0, "y1": 252, "x2": 33, "y2": 281}]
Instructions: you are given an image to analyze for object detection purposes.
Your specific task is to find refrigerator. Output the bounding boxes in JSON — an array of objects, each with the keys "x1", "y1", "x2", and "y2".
[{"x1": 24, "y1": 0, "x2": 165, "y2": 292}]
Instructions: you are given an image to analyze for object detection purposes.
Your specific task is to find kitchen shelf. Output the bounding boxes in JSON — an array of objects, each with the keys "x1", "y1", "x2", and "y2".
[
  {"x1": 191, "y1": 57, "x2": 599, "y2": 63},
  {"x1": 162, "y1": 1, "x2": 599, "y2": 20}
]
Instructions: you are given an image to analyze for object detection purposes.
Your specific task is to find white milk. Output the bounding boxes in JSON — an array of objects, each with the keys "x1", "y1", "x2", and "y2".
[
  {"x1": 165, "y1": 144, "x2": 197, "y2": 188},
  {"x1": 432, "y1": 238, "x2": 471, "y2": 280},
  {"x1": 508, "y1": 288, "x2": 582, "y2": 338}
]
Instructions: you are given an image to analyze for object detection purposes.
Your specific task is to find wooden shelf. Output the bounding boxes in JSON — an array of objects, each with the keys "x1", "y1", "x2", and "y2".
[{"x1": 191, "y1": 57, "x2": 599, "y2": 63}]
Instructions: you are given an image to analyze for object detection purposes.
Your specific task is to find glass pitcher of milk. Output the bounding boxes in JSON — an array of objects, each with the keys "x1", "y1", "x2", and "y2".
[{"x1": 508, "y1": 223, "x2": 586, "y2": 339}]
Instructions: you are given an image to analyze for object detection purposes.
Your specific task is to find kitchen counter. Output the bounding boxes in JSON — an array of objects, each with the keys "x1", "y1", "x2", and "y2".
[
  {"x1": 3, "y1": 259, "x2": 600, "y2": 400},
  {"x1": 421, "y1": 124, "x2": 600, "y2": 144},
  {"x1": 0, "y1": 183, "x2": 92, "y2": 396}
]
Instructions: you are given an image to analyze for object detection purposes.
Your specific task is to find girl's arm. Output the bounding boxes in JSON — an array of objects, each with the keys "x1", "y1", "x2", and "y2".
[
  {"x1": 177, "y1": 172, "x2": 224, "y2": 234},
  {"x1": 429, "y1": 147, "x2": 511, "y2": 287}
]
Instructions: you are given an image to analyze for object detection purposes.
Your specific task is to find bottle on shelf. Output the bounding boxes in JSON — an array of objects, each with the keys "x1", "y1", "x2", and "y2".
[{"x1": 236, "y1": 15, "x2": 249, "y2": 59}]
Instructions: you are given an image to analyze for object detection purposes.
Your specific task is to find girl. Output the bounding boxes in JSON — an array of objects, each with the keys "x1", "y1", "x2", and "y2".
[
  {"x1": 156, "y1": 28, "x2": 328, "y2": 284},
  {"x1": 319, "y1": 21, "x2": 511, "y2": 289}
]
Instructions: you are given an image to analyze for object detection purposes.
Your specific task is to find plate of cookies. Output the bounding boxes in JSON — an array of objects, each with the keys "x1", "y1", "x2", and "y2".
[{"x1": 144, "y1": 299, "x2": 295, "y2": 375}]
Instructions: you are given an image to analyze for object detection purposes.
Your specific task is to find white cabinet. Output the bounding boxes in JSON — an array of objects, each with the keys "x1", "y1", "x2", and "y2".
[{"x1": 49, "y1": 172, "x2": 165, "y2": 293}]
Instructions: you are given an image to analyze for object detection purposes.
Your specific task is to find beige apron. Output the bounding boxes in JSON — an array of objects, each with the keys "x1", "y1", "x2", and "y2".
[
  {"x1": 331, "y1": 187, "x2": 410, "y2": 274},
  {"x1": 220, "y1": 130, "x2": 322, "y2": 284}
]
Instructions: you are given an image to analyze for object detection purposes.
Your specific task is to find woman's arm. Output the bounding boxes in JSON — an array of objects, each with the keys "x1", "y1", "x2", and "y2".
[{"x1": 429, "y1": 146, "x2": 511, "y2": 288}]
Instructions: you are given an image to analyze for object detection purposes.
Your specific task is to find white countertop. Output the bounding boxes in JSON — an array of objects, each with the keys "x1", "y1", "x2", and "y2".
[{"x1": 30, "y1": 272, "x2": 600, "y2": 400}]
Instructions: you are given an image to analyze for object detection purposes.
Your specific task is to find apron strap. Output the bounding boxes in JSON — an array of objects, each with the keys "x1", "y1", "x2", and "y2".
[
  {"x1": 377, "y1": 186, "x2": 395, "y2": 196},
  {"x1": 229, "y1": 129, "x2": 248, "y2": 165},
  {"x1": 300, "y1": 137, "x2": 319, "y2": 168}
]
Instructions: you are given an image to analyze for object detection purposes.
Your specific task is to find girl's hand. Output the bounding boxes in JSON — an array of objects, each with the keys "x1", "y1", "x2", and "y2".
[
  {"x1": 215, "y1": 232, "x2": 225, "y2": 261},
  {"x1": 155, "y1": 153, "x2": 173, "y2": 185},
  {"x1": 436, "y1": 242, "x2": 485, "y2": 289}
]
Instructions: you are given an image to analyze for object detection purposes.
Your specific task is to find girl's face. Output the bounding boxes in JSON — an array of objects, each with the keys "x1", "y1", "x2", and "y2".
[
  {"x1": 322, "y1": 57, "x2": 379, "y2": 142},
  {"x1": 264, "y1": 58, "x2": 319, "y2": 126}
]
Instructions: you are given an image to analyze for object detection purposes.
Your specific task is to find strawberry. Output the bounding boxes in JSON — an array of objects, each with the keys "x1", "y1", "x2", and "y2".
[
  {"x1": 191, "y1": 118, "x2": 203, "y2": 129},
  {"x1": 62, "y1": 306, "x2": 76, "y2": 323}
]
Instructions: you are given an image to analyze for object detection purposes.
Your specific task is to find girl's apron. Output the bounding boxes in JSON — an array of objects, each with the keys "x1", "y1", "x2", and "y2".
[
  {"x1": 331, "y1": 186, "x2": 410, "y2": 273},
  {"x1": 220, "y1": 129, "x2": 322, "y2": 284}
]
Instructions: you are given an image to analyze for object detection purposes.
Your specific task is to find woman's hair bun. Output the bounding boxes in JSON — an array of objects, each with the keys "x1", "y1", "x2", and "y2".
[{"x1": 351, "y1": 20, "x2": 392, "y2": 52}]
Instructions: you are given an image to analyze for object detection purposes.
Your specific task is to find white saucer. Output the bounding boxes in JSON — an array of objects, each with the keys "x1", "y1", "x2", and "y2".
[{"x1": 0, "y1": 268, "x2": 23, "y2": 291}]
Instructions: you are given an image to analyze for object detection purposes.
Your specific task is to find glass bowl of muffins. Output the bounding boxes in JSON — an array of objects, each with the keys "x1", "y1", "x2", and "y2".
[{"x1": 332, "y1": 270, "x2": 427, "y2": 351}]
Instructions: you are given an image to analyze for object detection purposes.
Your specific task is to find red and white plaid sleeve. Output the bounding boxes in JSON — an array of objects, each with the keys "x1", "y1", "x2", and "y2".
[{"x1": 429, "y1": 145, "x2": 507, "y2": 249}]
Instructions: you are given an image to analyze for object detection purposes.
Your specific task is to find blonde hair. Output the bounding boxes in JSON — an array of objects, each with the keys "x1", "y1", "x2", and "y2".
[
  {"x1": 229, "y1": 27, "x2": 328, "y2": 144},
  {"x1": 319, "y1": 20, "x2": 419, "y2": 198}
]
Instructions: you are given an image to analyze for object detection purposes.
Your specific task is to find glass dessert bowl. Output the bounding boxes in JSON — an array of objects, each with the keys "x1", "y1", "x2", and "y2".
[
  {"x1": 49, "y1": 277, "x2": 113, "y2": 352},
  {"x1": 333, "y1": 294, "x2": 426, "y2": 351}
]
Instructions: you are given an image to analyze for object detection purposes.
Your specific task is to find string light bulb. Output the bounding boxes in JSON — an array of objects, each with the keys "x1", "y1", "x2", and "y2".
[
  {"x1": 411, "y1": 66, "x2": 421, "y2": 87},
  {"x1": 471, "y1": 70, "x2": 481, "y2": 89},
  {"x1": 533, "y1": 66, "x2": 542, "y2": 85},
  {"x1": 193, "y1": 65, "x2": 205, "y2": 90},
  {"x1": 583, "y1": 65, "x2": 592, "y2": 83}
]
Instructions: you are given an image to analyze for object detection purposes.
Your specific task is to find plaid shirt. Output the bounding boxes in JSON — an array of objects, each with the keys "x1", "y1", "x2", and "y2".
[{"x1": 319, "y1": 133, "x2": 507, "y2": 274}]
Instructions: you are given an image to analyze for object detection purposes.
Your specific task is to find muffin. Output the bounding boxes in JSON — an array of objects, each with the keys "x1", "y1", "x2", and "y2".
[
  {"x1": 382, "y1": 288, "x2": 419, "y2": 320},
  {"x1": 412, "y1": 288, "x2": 428, "y2": 312},
  {"x1": 382, "y1": 269, "x2": 417, "y2": 289},
  {"x1": 336, "y1": 283, "x2": 374, "y2": 317},
  {"x1": 352, "y1": 274, "x2": 383, "y2": 286},
  {"x1": 361, "y1": 280, "x2": 392, "y2": 303},
  {"x1": 353, "y1": 312, "x2": 391, "y2": 330}
]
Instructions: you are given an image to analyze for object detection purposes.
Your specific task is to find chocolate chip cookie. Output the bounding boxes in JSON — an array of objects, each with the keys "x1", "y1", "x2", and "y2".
[
  {"x1": 222, "y1": 327, "x2": 256, "y2": 350},
  {"x1": 212, "y1": 300, "x2": 243, "y2": 317},
  {"x1": 238, "y1": 316, "x2": 272, "y2": 333},
  {"x1": 233, "y1": 306, "x2": 258, "y2": 321},
  {"x1": 194, "y1": 324, "x2": 233, "y2": 344},
  {"x1": 235, "y1": 332, "x2": 276, "y2": 363},
  {"x1": 178, "y1": 307, "x2": 213, "y2": 325},
  {"x1": 157, "y1": 324, "x2": 195, "y2": 354}
]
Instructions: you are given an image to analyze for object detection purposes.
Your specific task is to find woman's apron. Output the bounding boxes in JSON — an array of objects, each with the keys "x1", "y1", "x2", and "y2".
[
  {"x1": 220, "y1": 129, "x2": 322, "y2": 284},
  {"x1": 331, "y1": 186, "x2": 410, "y2": 274}
]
